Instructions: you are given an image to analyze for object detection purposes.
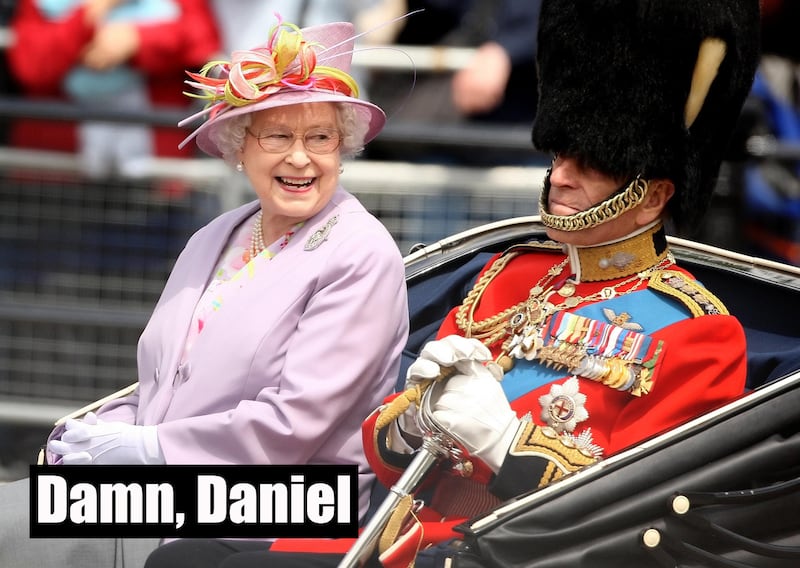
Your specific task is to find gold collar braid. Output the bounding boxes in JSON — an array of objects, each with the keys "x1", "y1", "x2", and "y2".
[
  {"x1": 569, "y1": 222, "x2": 671, "y2": 282},
  {"x1": 539, "y1": 172, "x2": 649, "y2": 232}
]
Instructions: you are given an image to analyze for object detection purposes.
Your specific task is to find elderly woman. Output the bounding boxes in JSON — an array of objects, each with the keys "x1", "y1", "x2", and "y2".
[{"x1": 0, "y1": 17, "x2": 409, "y2": 568}]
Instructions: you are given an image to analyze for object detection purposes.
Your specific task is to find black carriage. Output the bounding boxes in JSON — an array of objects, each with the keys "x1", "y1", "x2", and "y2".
[{"x1": 399, "y1": 216, "x2": 800, "y2": 568}]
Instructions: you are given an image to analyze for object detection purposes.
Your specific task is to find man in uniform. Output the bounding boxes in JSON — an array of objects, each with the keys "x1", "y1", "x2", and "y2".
[{"x1": 363, "y1": 1, "x2": 760, "y2": 566}]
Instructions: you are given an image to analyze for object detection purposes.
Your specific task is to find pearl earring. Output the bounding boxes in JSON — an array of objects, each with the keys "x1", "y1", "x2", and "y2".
[
  {"x1": 236, "y1": 162, "x2": 244, "y2": 172},
  {"x1": 338, "y1": 164, "x2": 344, "y2": 174}
]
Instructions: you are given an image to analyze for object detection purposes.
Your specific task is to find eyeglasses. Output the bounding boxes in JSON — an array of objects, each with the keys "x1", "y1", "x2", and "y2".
[{"x1": 246, "y1": 127, "x2": 342, "y2": 154}]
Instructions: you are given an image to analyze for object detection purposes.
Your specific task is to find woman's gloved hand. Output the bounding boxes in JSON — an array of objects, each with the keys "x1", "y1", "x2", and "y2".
[{"x1": 47, "y1": 411, "x2": 165, "y2": 465}]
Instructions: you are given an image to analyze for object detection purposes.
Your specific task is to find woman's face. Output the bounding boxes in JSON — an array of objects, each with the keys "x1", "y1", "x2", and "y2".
[{"x1": 239, "y1": 102, "x2": 341, "y2": 241}]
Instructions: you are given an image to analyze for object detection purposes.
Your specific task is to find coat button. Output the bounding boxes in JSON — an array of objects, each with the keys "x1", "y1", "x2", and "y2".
[{"x1": 177, "y1": 363, "x2": 191, "y2": 382}]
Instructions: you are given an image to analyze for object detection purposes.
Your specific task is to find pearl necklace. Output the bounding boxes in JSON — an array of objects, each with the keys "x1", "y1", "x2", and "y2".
[{"x1": 250, "y1": 210, "x2": 265, "y2": 260}]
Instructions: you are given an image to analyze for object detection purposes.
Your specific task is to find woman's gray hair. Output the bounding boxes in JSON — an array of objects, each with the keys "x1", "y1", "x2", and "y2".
[{"x1": 211, "y1": 103, "x2": 369, "y2": 166}]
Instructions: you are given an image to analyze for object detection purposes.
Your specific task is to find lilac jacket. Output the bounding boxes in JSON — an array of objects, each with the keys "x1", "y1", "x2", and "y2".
[{"x1": 47, "y1": 187, "x2": 409, "y2": 520}]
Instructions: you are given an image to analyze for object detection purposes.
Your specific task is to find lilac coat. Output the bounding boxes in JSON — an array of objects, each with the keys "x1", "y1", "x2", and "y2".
[{"x1": 48, "y1": 187, "x2": 409, "y2": 520}]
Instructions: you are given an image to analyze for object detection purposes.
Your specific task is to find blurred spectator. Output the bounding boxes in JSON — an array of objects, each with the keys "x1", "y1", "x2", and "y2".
[
  {"x1": 6, "y1": 0, "x2": 221, "y2": 178},
  {"x1": 368, "y1": 0, "x2": 542, "y2": 166},
  {"x1": 446, "y1": 0, "x2": 540, "y2": 126},
  {"x1": 733, "y1": 0, "x2": 800, "y2": 265},
  {"x1": 209, "y1": 0, "x2": 383, "y2": 52},
  {"x1": 0, "y1": 0, "x2": 18, "y2": 91},
  {"x1": 362, "y1": 0, "x2": 542, "y2": 245},
  {"x1": 0, "y1": 0, "x2": 20, "y2": 144},
  {"x1": 761, "y1": 0, "x2": 800, "y2": 62}
]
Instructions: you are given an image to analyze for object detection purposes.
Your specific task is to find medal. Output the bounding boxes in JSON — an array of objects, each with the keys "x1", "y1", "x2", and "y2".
[
  {"x1": 538, "y1": 376, "x2": 589, "y2": 434},
  {"x1": 558, "y1": 281, "x2": 576, "y2": 297}
]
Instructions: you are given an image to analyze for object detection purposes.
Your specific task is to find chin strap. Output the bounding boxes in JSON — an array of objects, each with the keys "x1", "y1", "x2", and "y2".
[{"x1": 539, "y1": 172, "x2": 650, "y2": 232}]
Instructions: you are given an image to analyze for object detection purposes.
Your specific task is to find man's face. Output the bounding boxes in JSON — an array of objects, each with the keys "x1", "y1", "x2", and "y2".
[{"x1": 544, "y1": 155, "x2": 644, "y2": 245}]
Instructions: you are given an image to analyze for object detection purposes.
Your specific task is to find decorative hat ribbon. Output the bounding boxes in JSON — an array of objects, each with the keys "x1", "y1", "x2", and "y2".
[{"x1": 178, "y1": 18, "x2": 359, "y2": 135}]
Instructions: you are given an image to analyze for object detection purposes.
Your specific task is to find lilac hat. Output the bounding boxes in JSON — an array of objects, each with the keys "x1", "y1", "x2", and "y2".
[{"x1": 179, "y1": 18, "x2": 386, "y2": 158}]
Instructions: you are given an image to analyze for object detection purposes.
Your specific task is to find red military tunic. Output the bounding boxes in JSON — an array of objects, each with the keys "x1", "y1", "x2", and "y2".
[{"x1": 363, "y1": 224, "x2": 747, "y2": 566}]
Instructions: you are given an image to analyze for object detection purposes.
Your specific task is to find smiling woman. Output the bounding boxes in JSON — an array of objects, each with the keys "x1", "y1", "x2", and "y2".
[
  {"x1": 0, "y1": 15, "x2": 409, "y2": 568},
  {"x1": 235, "y1": 102, "x2": 346, "y2": 246}
]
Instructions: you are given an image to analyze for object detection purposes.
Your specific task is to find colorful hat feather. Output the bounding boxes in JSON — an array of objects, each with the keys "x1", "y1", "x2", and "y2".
[{"x1": 179, "y1": 18, "x2": 386, "y2": 158}]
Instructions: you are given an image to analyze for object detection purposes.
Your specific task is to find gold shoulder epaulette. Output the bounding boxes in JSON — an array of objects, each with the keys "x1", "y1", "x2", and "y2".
[{"x1": 648, "y1": 269, "x2": 729, "y2": 317}]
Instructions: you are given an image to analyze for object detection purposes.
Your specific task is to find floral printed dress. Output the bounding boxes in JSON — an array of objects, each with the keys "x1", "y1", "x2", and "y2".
[{"x1": 181, "y1": 213, "x2": 302, "y2": 360}]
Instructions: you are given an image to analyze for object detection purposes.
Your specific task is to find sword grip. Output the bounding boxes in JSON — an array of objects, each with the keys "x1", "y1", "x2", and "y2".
[{"x1": 338, "y1": 439, "x2": 447, "y2": 568}]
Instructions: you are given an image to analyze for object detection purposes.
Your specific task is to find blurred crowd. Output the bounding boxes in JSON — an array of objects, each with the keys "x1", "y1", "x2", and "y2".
[
  {"x1": 0, "y1": 0, "x2": 796, "y2": 262},
  {"x1": 0, "y1": 0, "x2": 541, "y2": 172},
  {"x1": 738, "y1": 0, "x2": 800, "y2": 265}
]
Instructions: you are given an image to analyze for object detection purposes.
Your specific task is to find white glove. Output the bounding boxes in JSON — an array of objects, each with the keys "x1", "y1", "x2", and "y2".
[
  {"x1": 405, "y1": 335, "x2": 494, "y2": 388},
  {"x1": 47, "y1": 412, "x2": 165, "y2": 465},
  {"x1": 426, "y1": 365, "x2": 520, "y2": 473},
  {"x1": 399, "y1": 336, "x2": 495, "y2": 440}
]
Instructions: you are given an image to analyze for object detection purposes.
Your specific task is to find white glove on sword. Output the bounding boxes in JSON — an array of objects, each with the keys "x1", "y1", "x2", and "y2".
[
  {"x1": 396, "y1": 335, "x2": 520, "y2": 472},
  {"x1": 396, "y1": 335, "x2": 496, "y2": 442},
  {"x1": 424, "y1": 366, "x2": 521, "y2": 473}
]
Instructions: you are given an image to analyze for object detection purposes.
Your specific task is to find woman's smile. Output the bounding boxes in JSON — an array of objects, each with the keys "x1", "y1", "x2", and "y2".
[{"x1": 276, "y1": 176, "x2": 316, "y2": 192}]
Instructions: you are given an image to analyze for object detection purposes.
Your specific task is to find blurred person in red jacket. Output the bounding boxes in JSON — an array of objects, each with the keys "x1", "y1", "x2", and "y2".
[{"x1": 6, "y1": 0, "x2": 221, "y2": 177}]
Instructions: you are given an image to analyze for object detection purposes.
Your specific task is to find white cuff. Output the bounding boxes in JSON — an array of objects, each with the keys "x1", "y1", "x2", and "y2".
[
  {"x1": 141, "y1": 425, "x2": 166, "y2": 464},
  {"x1": 480, "y1": 417, "x2": 522, "y2": 474}
]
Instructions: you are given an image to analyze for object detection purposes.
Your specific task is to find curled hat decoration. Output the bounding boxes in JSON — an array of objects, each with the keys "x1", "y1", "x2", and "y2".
[{"x1": 178, "y1": 17, "x2": 386, "y2": 158}]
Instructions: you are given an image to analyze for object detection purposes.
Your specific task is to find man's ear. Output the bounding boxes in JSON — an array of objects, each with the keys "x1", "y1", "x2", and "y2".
[{"x1": 636, "y1": 179, "x2": 675, "y2": 225}]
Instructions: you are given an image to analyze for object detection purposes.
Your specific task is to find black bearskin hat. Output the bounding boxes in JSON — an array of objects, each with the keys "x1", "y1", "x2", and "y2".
[{"x1": 532, "y1": 0, "x2": 760, "y2": 233}]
